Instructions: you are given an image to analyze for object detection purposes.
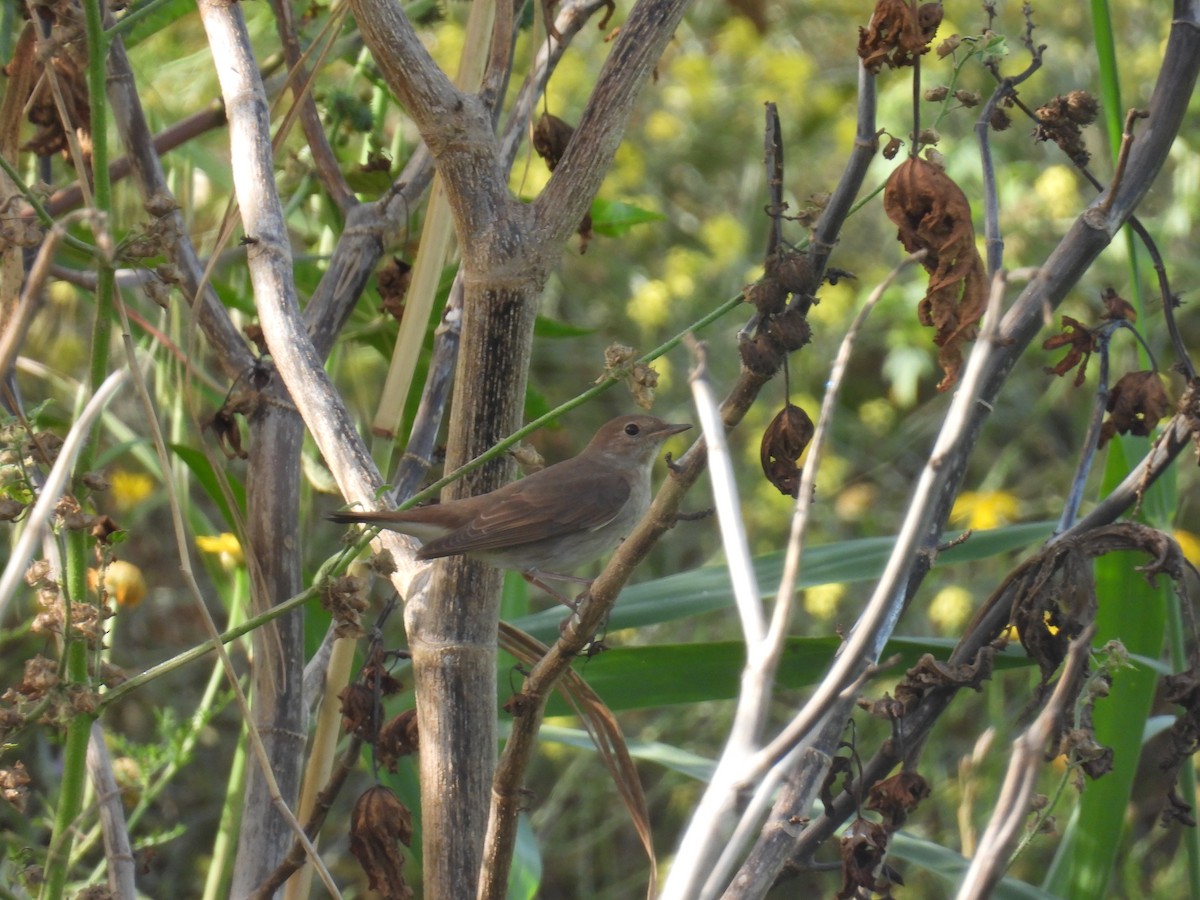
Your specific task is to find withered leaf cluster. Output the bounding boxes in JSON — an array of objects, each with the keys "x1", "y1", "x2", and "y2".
[
  {"x1": 1034, "y1": 91, "x2": 1099, "y2": 167},
  {"x1": 837, "y1": 816, "x2": 902, "y2": 899},
  {"x1": 349, "y1": 785, "x2": 415, "y2": 900},
  {"x1": 1010, "y1": 524, "x2": 1184, "y2": 689},
  {"x1": 376, "y1": 257, "x2": 412, "y2": 321},
  {"x1": 323, "y1": 574, "x2": 371, "y2": 639},
  {"x1": 598, "y1": 343, "x2": 660, "y2": 410},
  {"x1": 1158, "y1": 666, "x2": 1200, "y2": 826},
  {"x1": 5, "y1": 13, "x2": 93, "y2": 162},
  {"x1": 883, "y1": 158, "x2": 987, "y2": 391},
  {"x1": 860, "y1": 649, "x2": 997, "y2": 721},
  {"x1": 857, "y1": 0, "x2": 944, "y2": 72},
  {"x1": 866, "y1": 770, "x2": 930, "y2": 830},
  {"x1": 1100, "y1": 370, "x2": 1169, "y2": 446},
  {"x1": 759, "y1": 403, "x2": 814, "y2": 497},
  {"x1": 739, "y1": 248, "x2": 815, "y2": 377},
  {"x1": 338, "y1": 662, "x2": 404, "y2": 742},
  {"x1": 337, "y1": 645, "x2": 418, "y2": 769},
  {"x1": 0, "y1": 761, "x2": 30, "y2": 813}
]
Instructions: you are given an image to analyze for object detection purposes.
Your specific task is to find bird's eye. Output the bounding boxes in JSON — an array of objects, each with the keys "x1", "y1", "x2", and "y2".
[{"x1": 624, "y1": 423, "x2": 640, "y2": 436}]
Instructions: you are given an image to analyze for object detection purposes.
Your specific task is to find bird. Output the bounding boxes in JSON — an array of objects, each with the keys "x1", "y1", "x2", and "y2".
[{"x1": 328, "y1": 414, "x2": 691, "y2": 603}]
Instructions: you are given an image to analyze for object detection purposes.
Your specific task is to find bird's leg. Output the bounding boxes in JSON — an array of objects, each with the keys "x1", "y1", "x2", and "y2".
[{"x1": 521, "y1": 570, "x2": 592, "y2": 611}]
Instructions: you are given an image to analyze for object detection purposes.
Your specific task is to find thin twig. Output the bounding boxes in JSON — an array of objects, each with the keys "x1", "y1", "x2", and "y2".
[{"x1": 956, "y1": 626, "x2": 1095, "y2": 900}]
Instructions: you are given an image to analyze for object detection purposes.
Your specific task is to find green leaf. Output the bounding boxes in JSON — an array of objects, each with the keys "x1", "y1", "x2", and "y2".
[
  {"x1": 535, "y1": 724, "x2": 716, "y2": 781},
  {"x1": 114, "y1": 0, "x2": 195, "y2": 47},
  {"x1": 534, "y1": 316, "x2": 595, "y2": 339},
  {"x1": 588, "y1": 198, "x2": 667, "y2": 237},
  {"x1": 507, "y1": 815, "x2": 543, "y2": 900},
  {"x1": 889, "y1": 831, "x2": 1060, "y2": 899},
  {"x1": 344, "y1": 166, "x2": 396, "y2": 195},
  {"x1": 513, "y1": 521, "x2": 1055, "y2": 640},
  {"x1": 169, "y1": 444, "x2": 245, "y2": 532},
  {"x1": 538, "y1": 637, "x2": 1032, "y2": 716}
]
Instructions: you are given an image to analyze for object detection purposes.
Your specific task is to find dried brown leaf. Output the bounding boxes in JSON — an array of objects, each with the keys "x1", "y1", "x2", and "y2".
[
  {"x1": 760, "y1": 403, "x2": 814, "y2": 497},
  {"x1": 1100, "y1": 370, "x2": 1169, "y2": 446},
  {"x1": 339, "y1": 683, "x2": 378, "y2": 740},
  {"x1": 1042, "y1": 316, "x2": 1096, "y2": 386},
  {"x1": 323, "y1": 575, "x2": 370, "y2": 639},
  {"x1": 838, "y1": 817, "x2": 892, "y2": 899},
  {"x1": 377, "y1": 709, "x2": 420, "y2": 773},
  {"x1": 532, "y1": 113, "x2": 575, "y2": 172},
  {"x1": 866, "y1": 770, "x2": 930, "y2": 829},
  {"x1": 349, "y1": 785, "x2": 414, "y2": 900},
  {"x1": 884, "y1": 158, "x2": 987, "y2": 391},
  {"x1": 377, "y1": 257, "x2": 412, "y2": 321},
  {"x1": 858, "y1": 0, "x2": 942, "y2": 72}
]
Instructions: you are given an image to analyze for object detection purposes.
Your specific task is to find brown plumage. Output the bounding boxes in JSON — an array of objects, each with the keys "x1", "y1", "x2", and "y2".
[{"x1": 328, "y1": 415, "x2": 690, "y2": 597}]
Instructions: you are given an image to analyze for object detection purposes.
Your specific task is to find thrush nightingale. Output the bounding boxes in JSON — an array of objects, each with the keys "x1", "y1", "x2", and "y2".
[{"x1": 328, "y1": 414, "x2": 691, "y2": 600}]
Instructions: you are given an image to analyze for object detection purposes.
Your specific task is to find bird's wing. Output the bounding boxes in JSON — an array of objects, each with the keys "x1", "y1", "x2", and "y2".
[{"x1": 418, "y1": 461, "x2": 630, "y2": 558}]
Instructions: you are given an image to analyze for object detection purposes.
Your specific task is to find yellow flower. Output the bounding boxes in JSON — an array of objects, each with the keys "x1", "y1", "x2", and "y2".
[
  {"x1": 1174, "y1": 530, "x2": 1200, "y2": 566},
  {"x1": 950, "y1": 491, "x2": 1020, "y2": 530},
  {"x1": 196, "y1": 533, "x2": 244, "y2": 571},
  {"x1": 804, "y1": 583, "x2": 845, "y2": 622},
  {"x1": 928, "y1": 586, "x2": 973, "y2": 635},
  {"x1": 89, "y1": 560, "x2": 147, "y2": 607},
  {"x1": 109, "y1": 470, "x2": 154, "y2": 510}
]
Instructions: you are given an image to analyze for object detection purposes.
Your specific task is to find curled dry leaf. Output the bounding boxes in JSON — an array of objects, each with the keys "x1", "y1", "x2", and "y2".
[
  {"x1": 1042, "y1": 316, "x2": 1096, "y2": 386},
  {"x1": 377, "y1": 709, "x2": 420, "y2": 773},
  {"x1": 857, "y1": 0, "x2": 943, "y2": 72},
  {"x1": 838, "y1": 816, "x2": 892, "y2": 899},
  {"x1": 1159, "y1": 665, "x2": 1200, "y2": 825},
  {"x1": 1100, "y1": 370, "x2": 1169, "y2": 446},
  {"x1": 765, "y1": 305, "x2": 813, "y2": 353},
  {"x1": 532, "y1": 112, "x2": 575, "y2": 172},
  {"x1": 1011, "y1": 542, "x2": 1095, "y2": 685},
  {"x1": 887, "y1": 649, "x2": 997, "y2": 717},
  {"x1": 338, "y1": 683, "x2": 379, "y2": 741},
  {"x1": 884, "y1": 158, "x2": 987, "y2": 391},
  {"x1": 1009, "y1": 524, "x2": 1184, "y2": 688},
  {"x1": 209, "y1": 408, "x2": 247, "y2": 460},
  {"x1": 377, "y1": 257, "x2": 412, "y2": 321},
  {"x1": 760, "y1": 403, "x2": 814, "y2": 497},
  {"x1": 531, "y1": 113, "x2": 592, "y2": 250},
  {"x1": 866, "y1": 770, "x2": 930, "y2": 829},
  {"x1": 349, "y1": 785, "x2": 415, "y2": 900}
]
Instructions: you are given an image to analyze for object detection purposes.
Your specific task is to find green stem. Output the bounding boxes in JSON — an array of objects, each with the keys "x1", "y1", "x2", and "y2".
[
  {"x1": 40, "y1": 533, "x2": 96, "y2": 900},
  {"x1": 202, "y1": 731, "x2": 248, "y2": 900},
  {"x1": 41, "y1": 4, "x2": 114, "y2": 894},
  {"x1": 80, "y1": 0, "x2": 115, "y2": 476}
]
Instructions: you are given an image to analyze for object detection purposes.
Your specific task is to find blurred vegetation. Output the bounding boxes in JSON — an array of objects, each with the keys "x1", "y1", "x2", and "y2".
[{"x1": 0, "y1": 0, "x2": 1198, "y2": 897}]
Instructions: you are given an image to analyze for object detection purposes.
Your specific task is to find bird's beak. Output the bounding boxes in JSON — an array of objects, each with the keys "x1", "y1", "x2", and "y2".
[{"x1": 657, "y1": 422, "x2": 692, "y2": 438}]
